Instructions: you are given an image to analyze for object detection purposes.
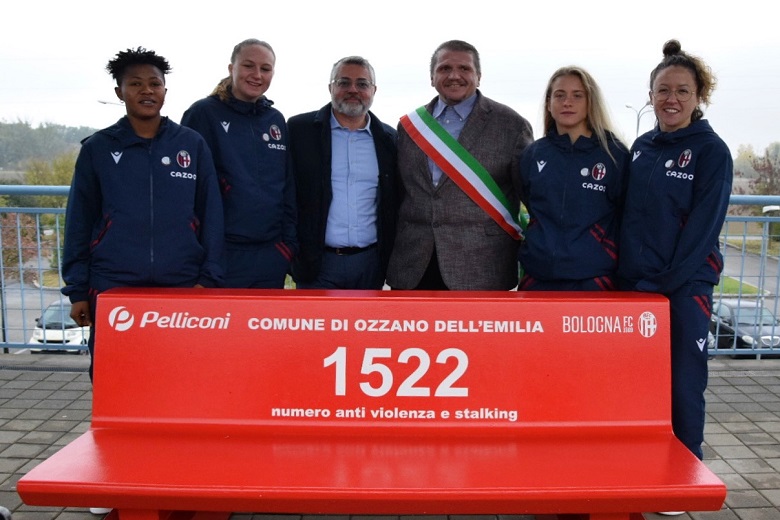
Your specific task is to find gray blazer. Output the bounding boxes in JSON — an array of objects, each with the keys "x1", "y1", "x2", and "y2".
[{"x1": 387, "y1": 91, "x2": 533, "y2": 290}]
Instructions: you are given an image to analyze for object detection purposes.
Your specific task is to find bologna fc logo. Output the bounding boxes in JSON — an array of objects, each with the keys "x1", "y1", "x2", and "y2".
[
  {"x1": 177, "y1": 150, "x2": 191, "y2": 168},
  {"x1": 638, "y1": 311, "x2": 657, "y2": 338},
  {"x1": 592, "y1": 163, "x2": 606, "y2": 181},
  {"x1": 269, "y1": 125, "x2": 282, "y2": 141},
  {"x1": 678, "y1": 149, "x2": 692, "y2": 168}
]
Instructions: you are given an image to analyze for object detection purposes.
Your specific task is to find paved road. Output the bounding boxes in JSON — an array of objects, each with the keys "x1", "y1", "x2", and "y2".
[
  {"x1": 722, "y1": 244, "x2": 780, "y2": 313},
  {"x1": 722, "y1": 243, "x2": 779, "y2": 290}
]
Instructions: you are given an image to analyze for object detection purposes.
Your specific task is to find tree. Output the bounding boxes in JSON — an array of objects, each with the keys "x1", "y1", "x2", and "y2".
[
  {"x1": 727, "y1": 145, "x2": 759, "y2": 216},
  {"x1": 734, "y1": 144, "x2": 758, "y2": 179},
  {"x1": 19, "y1": 152, "x2": 75, "y2": 273},
  {"x1": 0, "y1": 120, "x2": 93, "y2": 170},
  {"x1": 751, "y1": 142, "x2": 780, "y2": 196},
  {"x1": 24, "y1": 151, "x2": 76, "y2": 208},
  {"x1": 0, "y1": 212, "x2": 39, "y2": 283},
  {"x1": 0, "y1": 120, "x2": 37, "y2": 169},
  {"x1": 746, "y1": 143, "x2": 780, "y2": 240}
]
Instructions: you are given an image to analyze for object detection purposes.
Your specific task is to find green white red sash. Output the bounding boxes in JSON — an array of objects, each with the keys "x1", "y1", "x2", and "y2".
[{"x1": 400, "y1": 106, "x2": 523, "y2": 240}]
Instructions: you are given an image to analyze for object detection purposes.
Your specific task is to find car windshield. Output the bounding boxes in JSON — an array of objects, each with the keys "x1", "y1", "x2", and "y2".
[
  {"x1": 734, "y1": 307, "x2": 779, "y2": 326},
  {"x1": 40, "y1": 304, "x2": 77, "y2": 328}
]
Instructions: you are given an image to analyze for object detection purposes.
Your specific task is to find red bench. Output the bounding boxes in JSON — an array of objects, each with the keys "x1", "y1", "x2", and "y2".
[{"x1": 18, "y1": 288, "x2": 726, "y2": 520}]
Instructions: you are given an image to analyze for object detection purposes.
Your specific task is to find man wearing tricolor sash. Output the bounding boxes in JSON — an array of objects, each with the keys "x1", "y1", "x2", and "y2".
[{"x1": 387, "y1": 40, "x2": 533, "y2": 290}]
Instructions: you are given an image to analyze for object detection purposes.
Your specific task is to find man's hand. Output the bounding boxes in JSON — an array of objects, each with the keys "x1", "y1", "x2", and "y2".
[{"x1": 70, "y1": 301, "x2": 92, "y2": 327}]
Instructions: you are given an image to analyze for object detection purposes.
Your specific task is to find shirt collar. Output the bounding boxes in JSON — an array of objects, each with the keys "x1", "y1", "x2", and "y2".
[
  {"x1": 432, "y1": 92, "x2": 478, "y2": 119},
  {"x1": 330, "y1": 110, "x2": 373, "y2": 135}
]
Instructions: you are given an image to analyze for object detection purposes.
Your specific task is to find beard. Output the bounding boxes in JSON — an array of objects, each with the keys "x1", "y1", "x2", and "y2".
[{"x1": 333, "y1": 96, "x2": 371, "y2": 118}]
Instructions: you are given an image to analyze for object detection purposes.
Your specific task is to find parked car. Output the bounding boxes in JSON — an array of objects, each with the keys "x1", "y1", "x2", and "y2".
[
  {"x1": 28, "y1": 300, "x2": 89, "y2": 353},
  {"x1": 710, "y1": 298, "x2": 780, "y2": 354}
]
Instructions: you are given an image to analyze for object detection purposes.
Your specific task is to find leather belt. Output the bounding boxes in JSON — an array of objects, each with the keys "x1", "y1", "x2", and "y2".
[{"x1": 325, "y1": 243, "x2": 377, "y2": 256}]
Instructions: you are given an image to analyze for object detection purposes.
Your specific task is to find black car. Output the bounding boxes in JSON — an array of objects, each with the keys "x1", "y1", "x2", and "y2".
[{"x1": 710, "y1": 298, "x2": 780, "y2": 354}]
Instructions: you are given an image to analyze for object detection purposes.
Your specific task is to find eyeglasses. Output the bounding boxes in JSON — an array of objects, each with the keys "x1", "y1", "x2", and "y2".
[
  {"x1": 332, "y1": 78, "x2": 373, "y2": 91},
  {"x1": 652, "y1": 87, "x2": 694, "y2": 102}
]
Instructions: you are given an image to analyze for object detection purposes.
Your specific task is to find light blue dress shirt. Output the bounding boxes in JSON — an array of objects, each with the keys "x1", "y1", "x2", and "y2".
[
  {"x1": 325, "y1": 111, "x2": 379, "y2": 248},
  {"x1": 428, "y1": 93, "x2": 477, "y2": 186}
]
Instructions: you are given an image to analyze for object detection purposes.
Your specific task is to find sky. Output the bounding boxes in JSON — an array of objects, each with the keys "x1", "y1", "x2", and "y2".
[{"x1": 2, "y1": 0, "x2": 778, "y2": 158}]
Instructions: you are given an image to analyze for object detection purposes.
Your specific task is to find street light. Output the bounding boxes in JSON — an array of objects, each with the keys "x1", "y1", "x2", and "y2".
[
  {"x1": 625, "y1": 101, "x2": 654, "y2": 139},
  {"x1": 759, "y1": 205, "x2": 780, "y2": 308}
]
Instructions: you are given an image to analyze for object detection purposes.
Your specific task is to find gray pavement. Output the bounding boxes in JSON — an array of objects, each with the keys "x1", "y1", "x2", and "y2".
[{"x1": 1, "y1": 353, "x2": 780, "y2": 520}]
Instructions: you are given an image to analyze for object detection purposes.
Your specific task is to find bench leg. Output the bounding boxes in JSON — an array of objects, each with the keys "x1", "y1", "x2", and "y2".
[
  {"x1": 589, "y1": 514, "x2": 645, "y2": 520},
  {"x1": 110, "y1": 511, "x2": 231, "y2": 520},
  {"x1": 535, "y1": 514, "x2": 645, "y2": 520}
]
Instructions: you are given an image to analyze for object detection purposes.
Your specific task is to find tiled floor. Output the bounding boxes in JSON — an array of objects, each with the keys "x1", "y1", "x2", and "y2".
[{"x1": 2, "y1": 353, "x2": 779, "y2": 519}]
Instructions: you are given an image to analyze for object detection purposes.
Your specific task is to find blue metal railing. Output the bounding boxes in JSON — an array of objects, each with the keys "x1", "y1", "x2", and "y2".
[
  {"x1": 2, "y1": 186, "x2": 780, "y2": 357},
  {"x1": 1, "y1": 186, "x2": 72, "y2": 352}
]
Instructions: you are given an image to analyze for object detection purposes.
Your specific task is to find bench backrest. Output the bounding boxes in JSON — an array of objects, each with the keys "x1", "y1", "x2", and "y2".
[{"x1": 93, "y1": 289, "x2": 670, "y2": 435}]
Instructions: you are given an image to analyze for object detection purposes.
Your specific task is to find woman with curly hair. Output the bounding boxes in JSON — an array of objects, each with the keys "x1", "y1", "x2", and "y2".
[
  {"x1": 62, "y1": 46, "x2": 224, "y2": 381},
  {"x1": 619, "y1": 40, "x2": 733, "y2": 473}
]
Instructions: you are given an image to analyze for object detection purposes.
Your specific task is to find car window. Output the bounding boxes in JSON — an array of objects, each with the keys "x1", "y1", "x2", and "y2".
[
  {"x1": 759, "y1": 308, "x2": 779, "y2": 326},
  {"x1": 40, "y1": 304, "x2": 77, "y2": 327},
  {"x1": 715, "y1": 304, "x2": 730, "y2": 320},
  {"x1": 734, "y1": 308, "x2": 760, "y2": 325},
  {"x1": 733, "y1": 307, "x2": 779, "y2": 326}
]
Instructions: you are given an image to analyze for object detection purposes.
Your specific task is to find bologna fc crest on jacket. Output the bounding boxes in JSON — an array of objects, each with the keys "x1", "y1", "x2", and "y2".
[
  {"x1": 591, "y1": 163, "x2": 606, "y2": 181},
  {"x1": 177, "y1": 150, "x2": 191, "y2": 168},
  {"x1": 269, "y1": 125, "x2": 282, "y2": 141},
  {"x1": 678, "y1": 149, "x2": 692, "y2": 168}
]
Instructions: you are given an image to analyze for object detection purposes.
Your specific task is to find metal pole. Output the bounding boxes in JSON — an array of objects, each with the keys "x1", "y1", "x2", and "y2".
[{"x1": 626, "y1": 102, "x2": 653, "y2": 139}]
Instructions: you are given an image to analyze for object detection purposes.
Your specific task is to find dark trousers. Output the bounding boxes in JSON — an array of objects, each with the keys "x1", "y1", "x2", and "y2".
[
  {"x1": 669, "y1": 291, "x2": 712, "y2": 460},
  {"x1": 223, "y1": 243, "x2": 291, "y2": 289},
  {"x1": 415, "y1": 249, "x2": 448, "y2": 290},
  {"x1": 296, "y1": 248, "x2": 382, "y2": 290},
  {"x1": 85, "y1": 289, "x2": 99, "y2": 382},
  {"x1": 519, "y1": 274, "x2": 617, "y2": 291}
]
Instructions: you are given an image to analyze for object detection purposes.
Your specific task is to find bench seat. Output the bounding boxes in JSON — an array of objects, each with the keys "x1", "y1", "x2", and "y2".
[
  {"x1": 22, "y1": 428, "x2": 723, "y2": 515},
  {"x1": 18, "y1": 289, "x2": 727, "y2": 520}
]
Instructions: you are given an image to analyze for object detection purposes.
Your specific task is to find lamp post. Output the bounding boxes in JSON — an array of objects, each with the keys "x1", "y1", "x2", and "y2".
[
  {"x1": 625, "y1": 101, "x2": 654, "y2": 139},
  {"x1": 759, "y1": 205, "x2": 780, "y2": 308}
]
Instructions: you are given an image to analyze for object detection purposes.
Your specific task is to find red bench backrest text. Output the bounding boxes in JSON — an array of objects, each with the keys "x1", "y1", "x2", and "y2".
[{"x1": 93, "y1": 289, "x2": 671, "y2": 435}]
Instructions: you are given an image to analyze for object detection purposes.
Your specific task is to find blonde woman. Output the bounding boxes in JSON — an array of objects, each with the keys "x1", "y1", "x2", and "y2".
[
  {"x1": 182, "y1": 39, "x2": 297, "y2": 288},
  {"x1": 516, "y1": 66, "x2": 628, "y2": 291}
]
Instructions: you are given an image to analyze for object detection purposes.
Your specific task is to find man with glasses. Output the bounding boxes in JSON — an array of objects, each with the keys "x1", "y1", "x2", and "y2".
[{"x1": 288, "y1": 56, "x2": 400, "y2": 289}]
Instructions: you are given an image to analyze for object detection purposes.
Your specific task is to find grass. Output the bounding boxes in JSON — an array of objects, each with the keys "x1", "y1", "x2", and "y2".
[
  {"x1": 284, "y1": 275, "x2": 296, "y2": 289},
  {"x1": 41, "y1": 270, "x2": 61, "y2": 288},
  {"x1": 723, "y1": 219, "x2": 780, "y2": 256},
  {"x1": 717, "y1": 275, "x2": 759, "y2": 296},
  {"x1": 726, "y1": 238, "x2": 780, "y2": 257},
  {"x1": 727, "y1": 237, "x2": 780, "y2": 256}
]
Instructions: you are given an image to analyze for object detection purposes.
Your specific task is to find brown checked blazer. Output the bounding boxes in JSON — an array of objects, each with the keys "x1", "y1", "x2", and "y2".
[{"x1": 386, "y1": 91, "x2": 533, "y2": 290}]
